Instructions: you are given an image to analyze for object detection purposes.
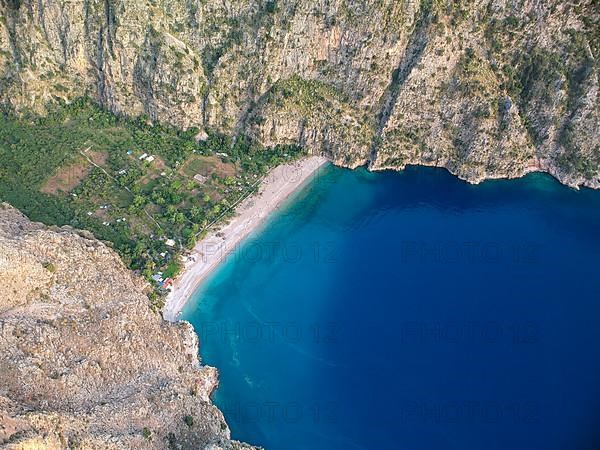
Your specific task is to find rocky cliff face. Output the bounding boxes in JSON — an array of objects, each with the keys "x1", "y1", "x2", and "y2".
[
  {"x1": 0, "y1": 203, "x2": 257, "y2": 450},
  {"x1": 0, "y1": 0, "x2": 598, "y2": 188}
]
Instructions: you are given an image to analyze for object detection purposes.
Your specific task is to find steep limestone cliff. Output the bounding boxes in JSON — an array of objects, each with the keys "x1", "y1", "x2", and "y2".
[
  {"x1": 0, "y1": 0, "x2": 598, "y2": 188},
  {"x1": 0, "y1": 203, "x2": 257, "y2": 450}
]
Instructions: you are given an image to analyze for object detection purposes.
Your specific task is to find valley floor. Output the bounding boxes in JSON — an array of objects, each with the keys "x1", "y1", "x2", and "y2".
[{"x1": 162, "y1": 156, "x2": 328, "y2": 321}]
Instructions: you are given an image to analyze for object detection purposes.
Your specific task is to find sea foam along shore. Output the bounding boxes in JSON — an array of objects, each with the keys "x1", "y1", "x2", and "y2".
[{"x1": 162, "y1": 155, "x2": 328, "y2": 322}]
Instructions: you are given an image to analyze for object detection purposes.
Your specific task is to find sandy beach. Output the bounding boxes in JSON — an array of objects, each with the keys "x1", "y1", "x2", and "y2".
[{"x1": 162, "y1": 155, "x2": 328, "y2": 322}]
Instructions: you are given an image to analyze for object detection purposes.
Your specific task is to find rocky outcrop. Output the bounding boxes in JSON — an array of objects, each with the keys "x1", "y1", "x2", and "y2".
[
  {"x1": 0, "y1": 203, "x2": 257, "y2": 449},
  {"x1": 0, "y1": 0, "x2": 598, "y2": 188}
]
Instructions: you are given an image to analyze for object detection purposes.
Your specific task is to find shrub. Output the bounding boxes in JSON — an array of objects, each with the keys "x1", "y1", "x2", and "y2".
[{"x1": 43, "y1": 262, "x2": 56, "y2": 273}]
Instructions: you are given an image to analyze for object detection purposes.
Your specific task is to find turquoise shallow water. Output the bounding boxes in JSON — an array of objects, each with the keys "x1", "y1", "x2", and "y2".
[{"x1": 182, "y1": 164, "x2": 600, "y2": 450}]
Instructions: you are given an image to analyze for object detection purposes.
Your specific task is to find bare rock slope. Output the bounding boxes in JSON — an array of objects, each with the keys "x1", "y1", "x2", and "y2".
[
  {"x1": 0, "y1": 0, "x2": 598, "y2": 188},
  {"x1": 0, "y1": 203, "x2": 257, "y2": 450}
]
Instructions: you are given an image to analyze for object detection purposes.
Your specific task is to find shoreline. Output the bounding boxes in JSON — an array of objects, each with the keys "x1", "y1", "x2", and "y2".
[{"x1": 162, "y1": 155, "x2": 328, "y2": 322}]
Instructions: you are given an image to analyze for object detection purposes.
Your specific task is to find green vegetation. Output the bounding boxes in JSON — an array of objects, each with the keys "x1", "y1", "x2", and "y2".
[
  {"x1": 142, "y1": 427, "x2": 152, "y2": 440},
  {"x1": 260, "y1": 75, "x2": 374, "y2": 149},
  {"x1": 484, "y1": 14, "x2": 598, "y2": 179},
  {"x1": 183, "y1": 415, "x2": 194, "y2": 427},
  {"x1": 199, "y1": 2, "x2": 278, "y2": 80},
  {"x1": 514, "y1": 42, "x2": 597, "y2": 177},
  {"x1": 0, "y1": 98, "x2": 305, "y2": 308},
  {"x1": 43, "y1": 262, "x2": 57, "y2": 273},
  {"x1": 166, "y1": 432, "x2": 177, "y2": 450},
  {"x1": 456, "y1": 48, "x2": 489, "y2": 97},
  {"x1": 556, "y1": 146, "x2": 597, "y2": 180},
  {"x1": 268, "y1": 75, "x2": 347, "y2": 112}
]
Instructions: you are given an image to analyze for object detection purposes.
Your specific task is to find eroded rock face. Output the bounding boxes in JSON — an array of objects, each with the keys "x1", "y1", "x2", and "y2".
[
  {"x1": 0, "y1": 203, "x2": 257, "y2": 450},
  {"x1": 0, "y1": 0, "x2": 598, "y2": 188}
]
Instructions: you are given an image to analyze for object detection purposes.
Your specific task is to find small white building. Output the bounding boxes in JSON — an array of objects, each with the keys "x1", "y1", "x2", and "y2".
[
  {"x1": 194, "y1": 174, "x2": 208, "y2": 184},
  {"x1": 139, "y1": 153, "x2": 148, "y2": 160},
  {"x1": 151, "y1": 274, "x2": 163, "y2": 283},
  {"x1": 195, "y1": 130, "x2": 208, "y2": 142},
  {"x1": 145, "y1": 155, "x2": 155, "y2": 163},
  {"x1": 165, "y1": 239, "x2": 176, "y2": 247}
]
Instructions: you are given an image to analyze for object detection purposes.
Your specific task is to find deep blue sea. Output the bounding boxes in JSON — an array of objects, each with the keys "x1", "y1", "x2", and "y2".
[{"x1": 182, "y1": 165, "x2": 600, "y2": 450}]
